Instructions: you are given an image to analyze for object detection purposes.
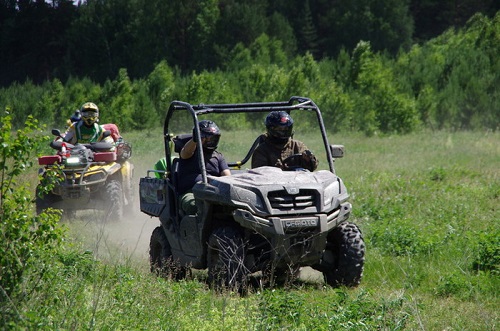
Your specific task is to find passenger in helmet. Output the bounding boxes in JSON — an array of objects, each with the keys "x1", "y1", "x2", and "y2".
[
  {"x1": 251, "y1": 111, "x2": 318, "y2": 171},
  {"x1": 62, "y1": 102, "x2": 114, "y2": 146},
  {"x1": 66, "y1": 109, "x2": 81, "y2": 127},
  {"x1": 177, "y1": 120, "x2": 231, "y2": 214}
]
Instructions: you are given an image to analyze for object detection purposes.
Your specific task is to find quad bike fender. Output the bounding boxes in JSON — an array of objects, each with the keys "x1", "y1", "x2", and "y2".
[
  {"x1": 119, "y1": 160, "x2": 134, "y2": 181},
  {"x1": 38, "y1": 155, "x2": 62, "y2": 165},
  {"x1": 102, "y1": 162, "x2": 122, "y2": 175},
  {"x1": 120, "y1": 160, "x2": 134, "y2": 205},
  {"x1": 94, "y1": 152, "x2": 116, "y2": 162}
]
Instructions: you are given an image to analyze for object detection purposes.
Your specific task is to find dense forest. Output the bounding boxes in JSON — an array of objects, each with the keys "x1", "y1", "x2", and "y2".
[
  {"x1": 0, "y1": 0, "x2": 499, "y2": 133},
  {"x1": 1, "y1": 0, "x2": 498, "y2": 85}
]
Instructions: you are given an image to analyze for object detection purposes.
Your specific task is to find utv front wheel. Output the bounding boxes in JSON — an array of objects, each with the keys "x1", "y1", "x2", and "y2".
[
  {"x1": 207, "y1": 227, "x2": 247, "y2": 293},
  {"x1": 322, "y1": 222, "x2": 365, "y2": 287}
]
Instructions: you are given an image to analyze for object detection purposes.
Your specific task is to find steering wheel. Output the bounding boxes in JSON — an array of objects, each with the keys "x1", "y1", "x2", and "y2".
[{"x1": 282, "y1": 153, "x2": 309, "y2": 171}]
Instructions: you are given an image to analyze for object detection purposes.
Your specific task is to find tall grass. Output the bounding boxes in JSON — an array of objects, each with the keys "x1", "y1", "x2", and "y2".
[{"x1": 4, "y1": 130, "x2": 498, "y2": 330}]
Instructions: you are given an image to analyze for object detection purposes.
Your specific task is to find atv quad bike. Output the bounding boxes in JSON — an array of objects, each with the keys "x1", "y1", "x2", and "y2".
[
  {"x1": 36, "y1": 128, "x2": 134, "y2": 220},
  {"x1": 140, "y1": 97, "x2": 365, "y2": 291}
]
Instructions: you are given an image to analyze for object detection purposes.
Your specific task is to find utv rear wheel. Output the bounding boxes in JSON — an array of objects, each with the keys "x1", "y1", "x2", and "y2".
[
  {"x1": 322, "y1": 222, "x2": 365, "y2": 287},
  {"x1": 149, "y1": 226, "x2": 186, "y2": 279},
  {"x1": 207, "y1": 227, "x2": 247, "y2": 293},
  {"x1": 104, "y1": 179, "x2": 124, "y2": 221}
]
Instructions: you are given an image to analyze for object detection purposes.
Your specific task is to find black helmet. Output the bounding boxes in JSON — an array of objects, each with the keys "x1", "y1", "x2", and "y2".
[
  {"x1": 265, "y1": 111, "x2": 294, "y2": 141},
  {"x1": 198, "y1": 120, "x2": 221, "y2": 150}
]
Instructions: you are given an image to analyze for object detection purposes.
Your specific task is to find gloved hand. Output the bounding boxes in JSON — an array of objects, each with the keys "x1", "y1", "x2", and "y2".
[{"x1": 301, "y1": 150, "x2": 318, "y2": 171}]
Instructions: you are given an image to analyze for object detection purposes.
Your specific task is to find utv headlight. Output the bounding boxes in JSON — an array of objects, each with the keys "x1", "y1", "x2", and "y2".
[
  {"x1": 323, "y1": 180, "x2": 340, "y2": 207},
  {"x1": 232, "y1": 186, "x2": 265, "y2": 212}
]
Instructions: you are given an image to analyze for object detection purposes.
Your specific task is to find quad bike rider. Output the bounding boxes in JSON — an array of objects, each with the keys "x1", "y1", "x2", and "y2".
[
  {"x1": 36, "y1": 102, "x2": 134, "y2": 220},
  {"x1": 140, "y1": 97, "x2": 365, "y2": 292}
]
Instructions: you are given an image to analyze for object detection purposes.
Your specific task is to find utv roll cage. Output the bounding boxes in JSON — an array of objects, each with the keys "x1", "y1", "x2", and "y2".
[{"x1": 162, "y1": 96, "x2": 337, "y2": 183}]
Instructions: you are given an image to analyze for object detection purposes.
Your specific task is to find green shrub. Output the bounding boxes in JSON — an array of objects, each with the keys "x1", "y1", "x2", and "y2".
[
  {"x1": 472, "y1": 230, "x2": 500, "y2": 275},
  {"x1": 0, "y1": 113, "x2": 64, "y2": 324}
]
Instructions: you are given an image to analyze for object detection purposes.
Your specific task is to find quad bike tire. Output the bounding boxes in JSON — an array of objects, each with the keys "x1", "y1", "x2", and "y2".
[
  {"x1": 321, "y1": 221, "x2": 365, "y2": 287},
  {"x1": 104, "y1": 179, "x2": 124, "y2": 221},
  {"x1": 35, "y1": 185, "x2": 60, "y2": 215},
  {"x1": 149, "y1": 226, "x2": 187, "y2": 279},
  {"x1": 207, "y1": 226, "x2": 247, "y2": 293}
]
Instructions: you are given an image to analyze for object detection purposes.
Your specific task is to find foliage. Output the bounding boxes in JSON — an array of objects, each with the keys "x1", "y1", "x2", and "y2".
[
  {"x1": 1, "y1": 0, "x2": 497, "y2": 86},
  {"x1": 348, "y1": 41, "x2": 420, "y2": 135},
  {"x1": 472, "y1": 229, "x2": 500, "y2": 275},
  {"x1": 0, "y1": 113, "x2": 63, "y2": 309},
  {"x1": 100, "y1": 69, "x2": 135, "y2": 131},
  {"x1": 1, "y1": 129, "x2": 499, "y2": 330},
  {"x1": 395, "y1": 12, "x2": 500, "y2": 130},
  {"x1": 0, "y1": 13, "x2": 499, "y2": 135},
  {"x1": 146, "y1": 60, "x2": 176, "y2": 118}
]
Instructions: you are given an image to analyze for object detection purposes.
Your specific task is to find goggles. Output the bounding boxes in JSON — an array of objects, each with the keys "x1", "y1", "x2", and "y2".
[{"x1": 82, "y1": 111, "x2": 97, "y2": 120}]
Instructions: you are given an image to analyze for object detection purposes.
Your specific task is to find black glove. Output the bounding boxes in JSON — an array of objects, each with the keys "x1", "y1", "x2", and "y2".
[{"x1": 301, "y1": 150, "x2": 318, "y2": 171}]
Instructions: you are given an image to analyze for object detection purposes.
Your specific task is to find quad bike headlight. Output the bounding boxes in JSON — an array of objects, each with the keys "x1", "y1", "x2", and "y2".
[{"x1": 65, "y1": 156, "x2": 82, "y2": 166}]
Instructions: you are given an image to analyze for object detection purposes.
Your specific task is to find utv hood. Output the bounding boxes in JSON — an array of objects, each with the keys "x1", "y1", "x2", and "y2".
[{"x1": 195, "y1": 166, "x2": 349, "y2": 216}]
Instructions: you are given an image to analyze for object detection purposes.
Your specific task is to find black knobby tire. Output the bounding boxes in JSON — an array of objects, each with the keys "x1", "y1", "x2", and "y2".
[
  {"x1": 149, "y1": 226, "x2": 186, "y2": 279},
  {"x1": 207, "y1": 227, "x2": 247, "y2": 293},
  {"x1": 35, "y1": 184, "x2": 60, "y2": 215},
  {"x1": 322, "y1": 222, "x2": 365, "y2": 287},
  {"x1": 104, "y1": 179, "x2": 124, "y2": 221},
  {"x1": 150, "y1": 226, "x2": 172, "y2": 274}
]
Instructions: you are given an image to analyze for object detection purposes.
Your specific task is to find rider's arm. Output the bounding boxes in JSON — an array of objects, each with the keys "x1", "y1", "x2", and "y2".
[
  {"x1": 62, "y1": 126, "x2": 77, "y2": 144},
  {"x1": 218, "y1": 153, "x2": 231, "y2": 176},
  {"x1": 293, "y1": 139, "x2": 318, "y2": 171},
  {"x1": 180, "y1": 139, "x2": 197, "y2": 159}
]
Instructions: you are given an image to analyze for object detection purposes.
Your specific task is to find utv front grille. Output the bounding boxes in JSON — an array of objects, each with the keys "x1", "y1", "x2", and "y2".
[{"x1": 268, "y1": 189, "x2": 317, "y2": 210}]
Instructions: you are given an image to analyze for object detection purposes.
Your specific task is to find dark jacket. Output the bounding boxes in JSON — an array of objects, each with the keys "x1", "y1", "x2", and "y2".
[{"x1": 251, "y1": 134, "x2": 318, "y2": 171}]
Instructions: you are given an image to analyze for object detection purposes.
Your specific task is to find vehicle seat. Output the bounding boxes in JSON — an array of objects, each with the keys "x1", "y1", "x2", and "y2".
[
  {"x1": 173, "y1": 134, "x2": 192, "y2": 153},
  {"x1": 170, "y1": 133, "x2": 193, "y2": 193}
]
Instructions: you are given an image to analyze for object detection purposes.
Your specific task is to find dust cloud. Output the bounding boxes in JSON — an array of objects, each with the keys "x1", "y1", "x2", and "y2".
[{"x1": 65, "y1": 159, "x2": 159, "y2": 271}]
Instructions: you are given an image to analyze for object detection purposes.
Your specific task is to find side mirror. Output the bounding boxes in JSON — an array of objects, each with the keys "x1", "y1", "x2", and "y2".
[
  {"x1": 52, "y1": 129, "x2": 62, "y2": 137},
  {"x1": 330, "y1": 144, "x2": 345, "y2": 158}
]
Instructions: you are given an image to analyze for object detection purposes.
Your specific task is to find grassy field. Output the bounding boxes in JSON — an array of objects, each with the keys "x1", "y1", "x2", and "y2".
[{"x1": 17, "y1": 129, "x2": 499, "y2": 330}]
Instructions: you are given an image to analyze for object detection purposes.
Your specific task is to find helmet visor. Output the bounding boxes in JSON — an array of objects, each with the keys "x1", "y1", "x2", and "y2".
[
  {"x1": 202, "y1": 134, "x2": 220, "y2": 150},
  {"x1": 268, "y1": 125, "x2": 293, "y2": 139}
]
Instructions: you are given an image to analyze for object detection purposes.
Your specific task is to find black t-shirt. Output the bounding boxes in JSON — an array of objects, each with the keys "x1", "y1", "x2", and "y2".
[{"x1": 177, "y1": 150, "x2": 229, "y2": 194}]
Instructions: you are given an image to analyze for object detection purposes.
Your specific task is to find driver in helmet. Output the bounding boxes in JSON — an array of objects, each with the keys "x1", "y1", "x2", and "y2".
[
  {"x1": 177, "y1": 120, "x2": 231, "y2": 214},
  {"x1": 62, "y1": 102, "x2": 114, "y2": 146},
  {"x1": 251, "y1": 111, "x2": 318, "y2": 171}
]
